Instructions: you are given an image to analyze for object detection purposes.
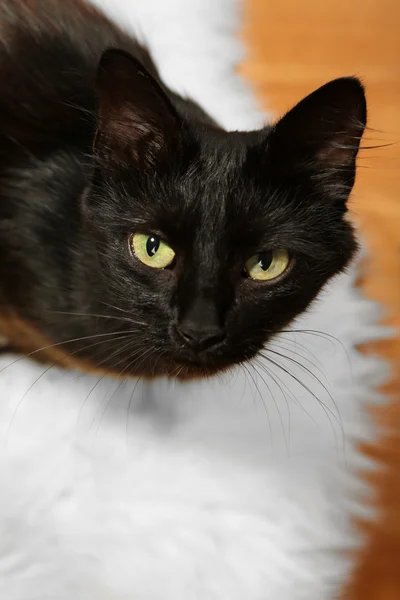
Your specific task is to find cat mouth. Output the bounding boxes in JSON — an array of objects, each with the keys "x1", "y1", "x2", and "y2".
[
  {"x1": 167, "y1": 360, "x2": 231, "y2": 381},
  {"x1": 165, "y1": 346, "x2": 249, "y2": 381}
]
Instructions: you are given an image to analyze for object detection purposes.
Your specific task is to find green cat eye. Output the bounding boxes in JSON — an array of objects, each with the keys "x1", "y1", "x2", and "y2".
[
  {"x1": 244, "y1": 249, "x2": 290, "y2": 281},
  {"x1": 131, "y1": 233, "x2": 176, "y2": 269}
]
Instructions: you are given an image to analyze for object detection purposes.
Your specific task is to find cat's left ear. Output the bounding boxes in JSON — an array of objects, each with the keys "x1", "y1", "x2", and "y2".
[
  {"x1": 94, "y1": 49, "x2": 182, "y2": 169},
  {"x1": 266, "y1": 77, "x2": 367, "y2": 199}
]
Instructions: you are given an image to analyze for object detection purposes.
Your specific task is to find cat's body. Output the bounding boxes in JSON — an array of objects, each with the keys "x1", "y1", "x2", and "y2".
[{"x1": 0, "y1": 0, "x2": 365, "y2": 380}]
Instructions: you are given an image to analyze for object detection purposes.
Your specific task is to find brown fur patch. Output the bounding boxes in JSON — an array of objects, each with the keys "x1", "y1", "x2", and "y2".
[{"x1": 0, "y1": 309, "x2": 102, "y2": 373}]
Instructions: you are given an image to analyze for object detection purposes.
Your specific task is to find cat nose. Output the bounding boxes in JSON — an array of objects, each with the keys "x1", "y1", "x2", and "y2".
[
  {"x1": 175, "y1": 295, "x2": 226, "y2": 351},
  {"x1": 176, "y1": 322, "x2": 225, "y2": 351},
  {"x1": 176, "y1": 322, "x2": 225, "y2": 350}
]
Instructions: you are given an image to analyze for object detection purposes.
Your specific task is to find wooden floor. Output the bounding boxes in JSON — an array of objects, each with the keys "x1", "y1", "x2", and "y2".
[{"x1": 242, "y1": 1, "x2": 400, "y2": 597}]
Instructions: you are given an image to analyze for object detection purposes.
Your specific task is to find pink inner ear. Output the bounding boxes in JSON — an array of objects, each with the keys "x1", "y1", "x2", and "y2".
[
  {"x1": 316, "y1": 118, "x2": 364, "y2": 170},
  {"x1": 98, "y1": 105, "x2": 168, "y2": 167},
  {"x1": 269, "y1": 78, "x2": 366, "y2": 175},
  {"x1": 317, "y1": 140, "x2": 355, "y2": 168},
  {"x1": 94, "y1": 50, "x2": 182, "y2": 169}
]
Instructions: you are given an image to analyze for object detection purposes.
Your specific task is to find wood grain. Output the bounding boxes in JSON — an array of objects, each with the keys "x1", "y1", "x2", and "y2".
[{"x1": 241, "y1": 1, "x2": 400, "y2": 597}]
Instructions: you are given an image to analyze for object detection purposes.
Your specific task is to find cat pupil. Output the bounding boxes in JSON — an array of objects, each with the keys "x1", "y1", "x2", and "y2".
[
  {"x1": 146, "y1": 236, "x2": 160, "y2": 257},
  {"x1": 258, "y1": 251, "x2": 273, "y2": 271}
]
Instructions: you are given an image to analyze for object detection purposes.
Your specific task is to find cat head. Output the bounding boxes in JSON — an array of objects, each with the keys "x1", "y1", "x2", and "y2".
[{"x1": 83, "y1": 49, "x2": 366, "y2": 379}]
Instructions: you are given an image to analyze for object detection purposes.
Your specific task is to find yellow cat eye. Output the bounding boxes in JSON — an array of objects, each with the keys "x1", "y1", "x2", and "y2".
[
  {"x1": 244, "y1": 249, "x2": 290, "y2": 282},
  {"x1": 131, "y1": 233, "x2": 176, "y2": 269}
]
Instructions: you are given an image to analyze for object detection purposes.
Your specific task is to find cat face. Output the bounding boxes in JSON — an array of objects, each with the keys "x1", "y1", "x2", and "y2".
[{"x1": 83, "y1": 50, "x2": 365, "y2": 379}]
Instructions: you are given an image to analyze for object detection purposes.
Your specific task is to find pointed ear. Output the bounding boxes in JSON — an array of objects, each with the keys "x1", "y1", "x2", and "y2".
[
  {"x1": 268, "y1": 77, "x2": 367, "y2": 197},
  {"x1": 94, "y1": 49, "x2": 182, "y2": 169}
]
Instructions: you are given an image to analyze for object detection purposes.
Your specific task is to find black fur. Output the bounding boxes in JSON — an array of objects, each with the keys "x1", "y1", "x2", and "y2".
[{"x1": 0, "y1": 0, "x2": 366, "y2": 379}]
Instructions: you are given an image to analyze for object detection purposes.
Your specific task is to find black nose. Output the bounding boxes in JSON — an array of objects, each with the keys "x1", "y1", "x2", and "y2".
[
  {"x1": 176, "y1": 294, "x2": 226, "y2": 351},
  {"x1": 176, "y1": 323, "x2": 225, "y2": 351}
]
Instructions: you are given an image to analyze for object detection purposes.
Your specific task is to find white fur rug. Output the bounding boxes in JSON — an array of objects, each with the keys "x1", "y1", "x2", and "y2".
[{"x1": 0, "y1": 1, "x2": 388, "y2": 599}]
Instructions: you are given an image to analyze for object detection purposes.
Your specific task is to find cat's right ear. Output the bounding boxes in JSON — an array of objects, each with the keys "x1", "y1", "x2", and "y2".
[
  {"x1": 94, "y1": 49, "x2": 182, "y2": 169},
  {"x1": 265, "y1": 77, "x2": 367, "y2": 201}
]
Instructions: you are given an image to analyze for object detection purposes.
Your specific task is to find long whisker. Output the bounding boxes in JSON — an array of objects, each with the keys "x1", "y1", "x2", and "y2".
[
  {"x1": 5, "y1": 331, "x2": 142, "y2": 441},
  {"x1": 278, "y1": 328, "x2": 353, "y2": 383},
  {"x1": 261, "y1": 343, "x2": 346, "y2": 456},
  {"x1": 5, "y1": 363, "x2": 56, "y2": 446},
  {"x1": 268, "y1": 340, "x2": 327, "y2": 384},
  {"x1": 93, "y1": 378, "x2": 127, "y2": 439},
  {"x1": 66, "y1": 332, "x2": 142, "y2": 365},
  {"x1": 261, "y1": 353, "x2": 344, "y2": 456},
  {"x1": 76, "y1": 331, "x2": 156, "y2": 426},
  {"x1": 253, "y1": 358, "x2": 292, "y2": 444},
  {"x1": 93, "y1": 345, "x2": 156, "y2": 439},
  {"x1": 261, "y1": 348, "x2": 339, "y2": 422},
  {"x1": 126, "y1": 378, "x2": 143, "y2": 443},
  {"x1": 242, "y1": 362, "x2": 274, "y2": 454},
  {"x1": 273, "y1": 334, "x2": 324, "y2": 362},
  {"x1": 0, "y1": 328, "x2": 143, "y2": 375},
  {"x1": 100, "y1": 300, "x2": 147, "y2": 321},
  {"x1": 281, "y1": 328, "x2": 347, "y2": 354},
  {"x1": 262, "y1": 351, "x2": 339, "y2": 425},
  {"x1": 254, "y1": 357, "x2": 317, "y2": 426},
  {"x1": 250, "y1": 360, "x2": 288, "y2": 453},
  {"x1": 76, "y1": 370, "x2": 110, "y2": 427},
  {"x1": 125, "y1": 347, "x2": 169, "y2": 442},
  {"x1": 91, "y1": 334, "x2": 154, "y2": 377},
  {"x1": 47, "y1": 310, "x2": 143, "y2": 324}
]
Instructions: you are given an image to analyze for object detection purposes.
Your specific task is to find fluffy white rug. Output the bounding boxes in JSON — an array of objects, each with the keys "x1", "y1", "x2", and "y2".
[{"x1": 0, "y1": 1, "x2": 388, "y2": 599}]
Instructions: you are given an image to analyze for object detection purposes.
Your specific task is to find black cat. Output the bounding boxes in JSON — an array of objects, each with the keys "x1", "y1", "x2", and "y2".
[{"x1": 0, "y1": 0, "x2": 365, "y2": 380}]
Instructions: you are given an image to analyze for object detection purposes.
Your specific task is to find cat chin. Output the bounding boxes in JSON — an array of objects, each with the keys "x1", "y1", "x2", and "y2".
[
  {"x1": 130, "y1": 361, "x2": 232, "y2": 382},
  {"x1": 164, "y1": 353, "x2": 260, "y2": 382},
  {"x1": 136, "y1": 356, "x2": 241, "y2": 382},
  {"x1": 170, "y1": 364, "x2": 232, "y2": 382}
]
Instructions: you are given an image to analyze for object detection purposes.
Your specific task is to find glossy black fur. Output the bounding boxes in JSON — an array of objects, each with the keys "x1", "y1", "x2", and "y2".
[{"x1": 0, "y1": 0, "x2": 366, "y2": 379}]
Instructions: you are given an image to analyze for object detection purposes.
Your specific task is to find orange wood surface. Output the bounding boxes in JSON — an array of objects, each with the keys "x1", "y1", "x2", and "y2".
[{"x1": 241, "y1": 1, "x2": 400, "y2": 597}]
